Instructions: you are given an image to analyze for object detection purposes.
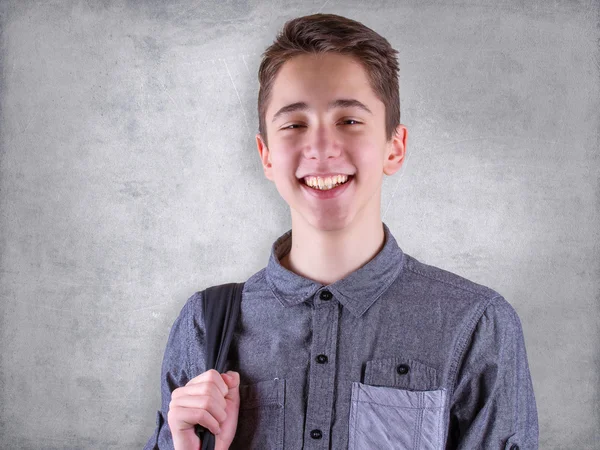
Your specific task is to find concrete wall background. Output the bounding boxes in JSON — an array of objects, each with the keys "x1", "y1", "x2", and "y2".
[{"x1": 1, "y1": 0, "x2": 598, "y2": 448}]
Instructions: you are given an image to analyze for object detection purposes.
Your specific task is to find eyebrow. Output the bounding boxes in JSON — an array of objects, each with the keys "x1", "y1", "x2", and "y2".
[{"x1": 271, "y1": 98, "x2": 373, "y2": 123}]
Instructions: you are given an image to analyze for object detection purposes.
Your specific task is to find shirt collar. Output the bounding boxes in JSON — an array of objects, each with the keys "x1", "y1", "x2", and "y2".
[{"x1": 265, "y1": 221, "x2": 405, "y2": 318}]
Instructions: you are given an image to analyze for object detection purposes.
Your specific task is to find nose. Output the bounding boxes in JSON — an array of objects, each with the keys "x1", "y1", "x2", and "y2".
[{"x1": 303, "y1": 124, "x2": 342, "y2": 160}]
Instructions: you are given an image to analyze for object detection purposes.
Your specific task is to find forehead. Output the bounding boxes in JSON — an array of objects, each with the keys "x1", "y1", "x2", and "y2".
[
  {"x1": 278, "y1": 52, "x2": 365, "y2": 75},
  {"x1": 267, "y1": 53, "x2": 380, "y2": 118}
]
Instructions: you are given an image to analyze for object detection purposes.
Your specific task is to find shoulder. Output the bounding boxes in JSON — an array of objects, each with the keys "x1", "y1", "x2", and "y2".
[
  {"x1": 171, "y1": 290, "x2": 204, "y2": 331},
  {"x1": 398, "y1": 253, "x2": 522, "y2": 328},
  {"x1": 402, "y1": 252, "x2": 501, "y2": 300},
  {"x1": 240, "y1": 267, "x2": 272, "y2": 299},
  {"x1": 183, "y1": 267, "x2": 269, "y2": 318}
]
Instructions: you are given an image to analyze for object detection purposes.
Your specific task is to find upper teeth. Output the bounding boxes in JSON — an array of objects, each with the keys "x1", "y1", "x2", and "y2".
[{"x1": 304, "y1": 174, "x2": 349, "y2": 189}]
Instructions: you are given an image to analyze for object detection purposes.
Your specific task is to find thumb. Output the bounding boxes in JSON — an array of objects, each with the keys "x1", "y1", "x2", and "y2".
[
  {"x1": 222, "y1": 371, "x2": 240, "y2": 405},
  {"x1": 222, "y1": 371, "x2": 240, "y2": 389}
]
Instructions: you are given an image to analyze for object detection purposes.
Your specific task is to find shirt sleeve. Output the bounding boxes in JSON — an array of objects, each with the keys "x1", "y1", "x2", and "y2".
[
  {"x1": 143, "y1": 291, "x2": 207, "y2": 450},
  {"x1": 447, "y1": 295, "x2": 539, "y2": 449}
]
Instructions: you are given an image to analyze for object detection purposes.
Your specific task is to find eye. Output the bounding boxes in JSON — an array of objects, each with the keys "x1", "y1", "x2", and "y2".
[
  {"x1": 282, "y1": 124, "x2": 303, "y2": 130},
  {"x1": 282, "y1": 119, "x2": 361, "y2": 130}
]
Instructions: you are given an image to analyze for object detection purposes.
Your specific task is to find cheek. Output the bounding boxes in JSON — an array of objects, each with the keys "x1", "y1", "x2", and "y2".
[
  {"x1": 271, "y1": 150, "x2": 301, "y2": 176},
  {"x1": 352, "y1": 147, "x2": 381, "y2": 171},
  {"x1": 268, "y1": 153, "x2": 289, "y2": 173},
  {"x1": 270, "y1": 160, "x2": 299, "y2": 189}
]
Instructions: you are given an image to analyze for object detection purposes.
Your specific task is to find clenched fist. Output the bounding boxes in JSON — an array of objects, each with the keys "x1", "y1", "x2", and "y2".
[{"x1": 168, "y1": 369, "x2": 241, "y2": 450}]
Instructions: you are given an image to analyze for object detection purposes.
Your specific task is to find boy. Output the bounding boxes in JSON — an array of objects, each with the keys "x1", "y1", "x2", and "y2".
[{"x1": 145, "y1": 13, "x2": 539, "y2": 450}]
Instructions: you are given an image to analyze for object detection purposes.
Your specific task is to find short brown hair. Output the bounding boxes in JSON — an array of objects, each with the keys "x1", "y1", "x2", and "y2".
[{"x1": 257, "y1": 13, "x2": 401, "y2": 149}]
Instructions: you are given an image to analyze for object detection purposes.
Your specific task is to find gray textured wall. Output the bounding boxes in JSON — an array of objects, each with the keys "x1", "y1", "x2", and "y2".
[{"x1": 1, "y1": 0, "x2": 598, "y2": 448}]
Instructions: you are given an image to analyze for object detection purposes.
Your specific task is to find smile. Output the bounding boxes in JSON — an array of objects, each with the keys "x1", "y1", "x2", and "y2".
[{"x1": 299, "y1": 175, "x2": 354, "y2": 200}]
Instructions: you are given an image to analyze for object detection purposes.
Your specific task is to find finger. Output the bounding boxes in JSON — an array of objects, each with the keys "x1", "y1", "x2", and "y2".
[
  {"x1": 186, "y1": 369, "x2": 228, "y2": 396},
  {"x1": 172, "y1": 383, "x2": 227, "y2": 410},
  {"x1": 170, "y1": 405, "x2": 222, "y2": 436},
  {"x1": 170, "y1": 394, "x2": 227, "y2": 424},
  {"x1": 186, "y1": 368, "x2": 220, "y2": 385}
]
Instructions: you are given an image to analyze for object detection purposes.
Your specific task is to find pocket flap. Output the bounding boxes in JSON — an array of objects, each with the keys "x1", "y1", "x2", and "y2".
[
  {"x1": 365, "y1": 356, "x2": 438, "y2": 390},
  {"x1": 352, "y1": 382, "x2": 446, "y2": 409}
]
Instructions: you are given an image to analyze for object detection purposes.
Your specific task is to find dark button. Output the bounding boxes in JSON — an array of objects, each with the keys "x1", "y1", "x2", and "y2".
[
  {"x1": 316, "y1": 354, "x2": 328, "y2": 364},
  {"x1": 509, "y1": 445, "x2": 519, "y2": 450},
  {"x1": 320, "y1": 290, "x2": 333, "y2": 300},
  {"x1": 310, "y1": 429, "x2": 323, "y2": 439},
  {"x1": 396, "y1": 364, "x2": 410, "y2": 375}
]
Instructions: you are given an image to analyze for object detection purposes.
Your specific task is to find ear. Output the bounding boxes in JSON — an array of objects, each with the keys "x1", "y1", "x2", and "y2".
[
  {"x1": 383, "y1": 124, "x2": 407, "y2": 176},
  {"x1": 256, "y1": 133, "x2": 274, "y2": 182}
]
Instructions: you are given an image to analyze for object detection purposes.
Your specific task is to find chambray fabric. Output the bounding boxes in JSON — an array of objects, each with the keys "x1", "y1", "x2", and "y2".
[{"x1": 144, "y1": 222, "x2": 539, "y2": 449}]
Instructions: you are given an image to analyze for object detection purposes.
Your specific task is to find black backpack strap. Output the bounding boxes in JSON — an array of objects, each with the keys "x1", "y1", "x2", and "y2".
[
  {"x1": 195, "y1": 281, "x2": 244, "y2": 450},
  {"x1": 204, "y1": 282, "x2": 244, "y2": 373}
]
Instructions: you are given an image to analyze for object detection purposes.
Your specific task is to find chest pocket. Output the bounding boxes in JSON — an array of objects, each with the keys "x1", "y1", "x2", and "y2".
[
  {"x1": 349, "y1": 357, "x2": 446, "y2": 450},
  {"x1": 229, "y1": 377, "x2": 285, "y2": 450}
]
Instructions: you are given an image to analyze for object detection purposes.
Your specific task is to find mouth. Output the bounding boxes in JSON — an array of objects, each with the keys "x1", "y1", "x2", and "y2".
[
  {"x1": 298, "y1": 174, "x2": 355, "y2": 189},
  {"x1": 298, "y1": 174, "x2": 355, "y2": 199}
]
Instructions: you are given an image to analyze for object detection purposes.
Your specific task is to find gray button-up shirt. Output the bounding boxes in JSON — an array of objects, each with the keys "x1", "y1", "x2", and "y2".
[{"x1": 144, "y1": 222, "x2": 539, "y2": 449}]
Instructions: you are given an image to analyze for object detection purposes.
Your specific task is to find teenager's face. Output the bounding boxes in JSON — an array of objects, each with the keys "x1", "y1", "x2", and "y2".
[{"x1": 256, "y1": 52, "x2": 406, "y2": 231}]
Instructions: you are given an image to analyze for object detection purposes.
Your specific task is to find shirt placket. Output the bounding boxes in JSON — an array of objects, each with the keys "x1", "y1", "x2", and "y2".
[{"x1": 303, "y1": 288, "x2": 340, "y2": 449}]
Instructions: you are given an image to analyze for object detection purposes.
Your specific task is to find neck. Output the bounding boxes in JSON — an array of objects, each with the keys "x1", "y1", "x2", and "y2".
[{"x1": 280, "y1": 214, "x2": 386, "y2": 286}]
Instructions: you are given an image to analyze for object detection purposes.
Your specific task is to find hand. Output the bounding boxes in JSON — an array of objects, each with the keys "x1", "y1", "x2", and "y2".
[{"x1": 167, "y1": 369, "x2": 241, "y2": 450}]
